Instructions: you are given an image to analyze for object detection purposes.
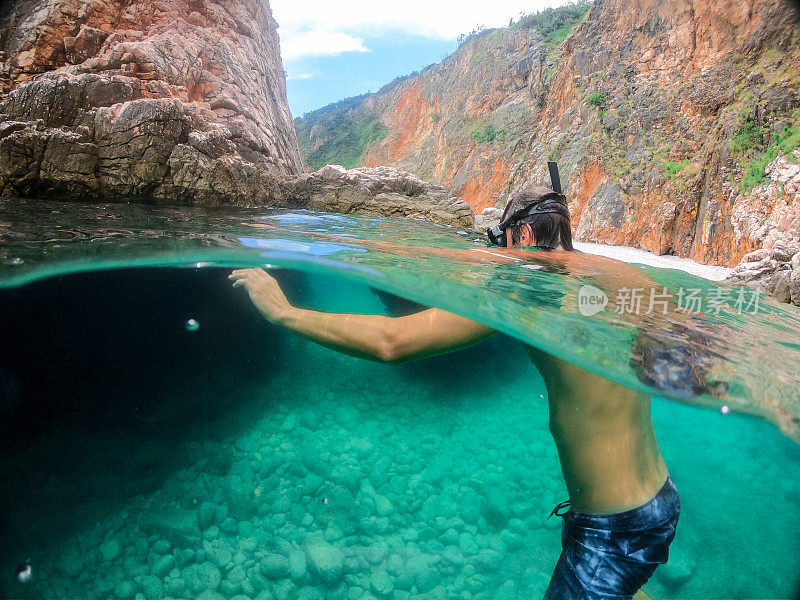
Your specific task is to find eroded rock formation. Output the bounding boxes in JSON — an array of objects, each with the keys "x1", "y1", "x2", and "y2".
[
  {"x1": 296, "y1": 0, "x2": 800, "y2": 270},
  {"x1": 0, "y1": 0, "x2": 303, "y2": 203},
  {"x1": 285, "y1": 165, "x2": 474, "y2": 227},
  {"x1": 725, "y1": 241, "x2": 800, "y2": 306},
  {"x1": 724, "y1": 152, "x2": 800, "y2": 306}
]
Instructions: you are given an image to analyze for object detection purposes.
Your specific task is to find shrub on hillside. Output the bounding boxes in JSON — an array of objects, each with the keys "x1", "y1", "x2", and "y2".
[
  {"x1": 514, "y1": 2, "x2": 592, "y2": 45},
  {"x1": 587, "y1": 91, "x2": 607, "y2": 107}
]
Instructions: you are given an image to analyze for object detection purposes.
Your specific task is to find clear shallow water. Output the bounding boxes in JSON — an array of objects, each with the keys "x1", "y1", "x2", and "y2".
[{"x1": 0, "y1": 199, "x2": 799, "y2": 599}]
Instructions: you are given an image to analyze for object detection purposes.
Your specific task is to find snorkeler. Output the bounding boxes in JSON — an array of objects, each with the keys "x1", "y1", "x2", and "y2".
[{"x1": 230, "y1": 167, "x2": 680, "y2": 599}]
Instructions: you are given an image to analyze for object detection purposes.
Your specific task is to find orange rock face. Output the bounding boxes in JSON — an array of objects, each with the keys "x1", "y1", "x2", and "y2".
[
  {"x1": 386, "y1": 81, "x2": 434, "y2": 162},
  {"x1": 571, "y1": 163, "x2": 607, "y2": 235},
  {"x1": 460, "y1": 157, "x2": 511, "y2": 213}
]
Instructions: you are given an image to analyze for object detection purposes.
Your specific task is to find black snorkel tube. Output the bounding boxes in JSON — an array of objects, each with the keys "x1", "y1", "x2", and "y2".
[
  {"x1": 548, "y1": 160, "x2": 563, "y2": 196},
  {"x1": 487, "y1": 161, "x2": 567, "y2": 246}
]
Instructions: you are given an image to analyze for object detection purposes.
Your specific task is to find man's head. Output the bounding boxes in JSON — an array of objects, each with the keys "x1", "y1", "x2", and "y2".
[{"x1": 487, "y1": 186, "x2": 574, "y2": 250}]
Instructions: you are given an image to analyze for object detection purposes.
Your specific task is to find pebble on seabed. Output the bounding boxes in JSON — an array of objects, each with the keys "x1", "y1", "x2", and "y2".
[{"x1": 16, "y1": 563, "x2": 32, "y2": 583}]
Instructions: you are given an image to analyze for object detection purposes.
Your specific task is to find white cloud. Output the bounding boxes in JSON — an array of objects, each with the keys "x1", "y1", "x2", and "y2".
[
  {"x1": 271, "y1": 0, "x2": 568, "y2": 61},
  {"x1": 281, "y1": 31, "x2": 370, "y2": 61},
  {"x1": 287, "y1": 72, "x2": 317, "y2": 80}
]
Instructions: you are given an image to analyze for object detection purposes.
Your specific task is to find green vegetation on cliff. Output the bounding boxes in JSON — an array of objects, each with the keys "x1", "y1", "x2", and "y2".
[
  {"x1": 512, "y1": 1, "x2": 592, "y2": 46},
  {"x1": 587, "y1": 91, "x2": 607, "y2": 107},
  {"x1": 730, "y1": 120, "x2": 764, "y2": 154},
  {"x1": 295, "y1": 95, "x2": 388, "y2": 171},
  {"x1": 663, "y1": 158, "x2": 690, "y2": 178},
  {"x1": 729, "y1": 110, "x2": 800, "y2": 191},
  {"x1": 470, "y1": 123, "x2": 508, "y2": 143},
  {"x1": 457, "y1": 1, "x2": 591, "y2": 47},
  {"x1": 740, "y1": 124, "x2": 800, "y2": 191}
]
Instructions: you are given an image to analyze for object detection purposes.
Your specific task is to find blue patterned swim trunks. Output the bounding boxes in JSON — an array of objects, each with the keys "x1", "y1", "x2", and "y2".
[{"x1": 543, "y1": 476, "x2": 680, "y2": 599}]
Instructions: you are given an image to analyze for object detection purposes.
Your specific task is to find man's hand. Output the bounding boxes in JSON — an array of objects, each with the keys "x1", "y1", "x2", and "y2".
[{"x1": 229, "y1": 268, "x2": 294, "y2": 324}]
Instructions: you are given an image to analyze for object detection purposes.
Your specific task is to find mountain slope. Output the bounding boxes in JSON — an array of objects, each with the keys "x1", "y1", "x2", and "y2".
[{"x1": 295, "y1": 0, "x2": 800, "y2": 266}]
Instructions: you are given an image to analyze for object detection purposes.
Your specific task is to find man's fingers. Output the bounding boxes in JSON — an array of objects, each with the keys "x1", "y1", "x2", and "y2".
[
  {"x1": 229, "y1": 268, "x2": 268, "y2": 285},
  {"x1": 229, "y1": 268, "x2": 273, "y2": 279}
]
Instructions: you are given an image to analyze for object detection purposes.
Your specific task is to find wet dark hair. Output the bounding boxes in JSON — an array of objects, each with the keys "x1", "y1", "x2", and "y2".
[{"x1": 503, "y1": 186, "x2": 574, "y2": 250}]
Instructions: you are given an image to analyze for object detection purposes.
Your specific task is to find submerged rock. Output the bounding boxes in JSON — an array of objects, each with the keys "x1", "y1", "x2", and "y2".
[
  {"x1": 100, "y1": 538, "x2": 122, "y2": 562},
  {"x1": 657, "y1": 544, "x2": 697, "y2": 589},
  {"x1": 203, "y1": 540, "x2": 232, "y2": 569},
  {"x1": 289, "y1": 549, "x2": 308, "y2": 580},
  {"x1": 198, "y1": 502, "x2": 218, "y2": 531},
  {"x1": 260, "y1": 553, "x2": 290, "y2": 579},
  {"x1": 138, "y1": 509, "x2": 200, "y2": 548},
  {"x1": 369, "y1": 569, "x2": 394, "y2": 596},
  {"x1": 280, "y1": 413, "x2": 297, "y2": 432},
  {"x1": 114, "y1": 580, "x2": 138, "y2": 600},
  {"x1": 493, "y1": 580, "x2": 516, "y2": 600},
  {"x1": 306, "y1": 543, "x2": 345, "y2": 582},
  {"x1": 196, "y1": 591, "x2": 227, "y2": 600},
  {"x1": 185, "y1": 561, "x2": 223, "y2": 593},
  {"x1": 134, "y1": 574, "x2": 163, "y2": 600},
  {"x1": 151, "y1": 554, "x2": 176, "y2": 577}
]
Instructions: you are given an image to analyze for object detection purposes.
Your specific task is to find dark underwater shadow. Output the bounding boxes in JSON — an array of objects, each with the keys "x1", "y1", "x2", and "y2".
[
  {"x1": 0, "y1": 266, "x2": 519, "y2": 576},
  {"x1": 0, "y1": 267, "x2": 304, "y2": 561}
]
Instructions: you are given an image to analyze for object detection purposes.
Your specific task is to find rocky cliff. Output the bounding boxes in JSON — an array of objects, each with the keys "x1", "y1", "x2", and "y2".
[
  {"x1": 0, "y1": 0, "x2": 303, "y2": 203},
  {"x1": 0, "y1": 0, "x2": 472, "y2": 227},
  {"x1": 296, "y1": 0, "x2": 800, "y2": 268}
]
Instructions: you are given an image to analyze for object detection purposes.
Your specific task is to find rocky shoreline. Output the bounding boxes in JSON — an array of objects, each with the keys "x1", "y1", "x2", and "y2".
[
  {"x1": 724, "y1": 241, "x2": 800, "y2": 306},
  {"x1": 283, "y1": 166, "x2": 473, "y2": 228}
]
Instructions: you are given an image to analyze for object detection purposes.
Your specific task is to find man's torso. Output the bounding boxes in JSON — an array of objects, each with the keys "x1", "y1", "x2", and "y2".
[{"x1": 527, "y1": 348, "x2": 669, "y2": 514}]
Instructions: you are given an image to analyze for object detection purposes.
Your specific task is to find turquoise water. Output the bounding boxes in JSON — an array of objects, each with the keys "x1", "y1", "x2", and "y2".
[{"x1": 1, "y1": 199, "x2": 799, "y2": 599}]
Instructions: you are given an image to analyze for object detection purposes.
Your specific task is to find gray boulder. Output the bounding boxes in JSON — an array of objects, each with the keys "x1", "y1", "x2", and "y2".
[
  {"x1": 306, "y1": 543, "x2": 344, "y2": 583},
  {"x1": 725, "y1": 243, "x2": 800, "y2": 306},
  {"x1": 285, "y1": 165, "x2": 474, "y2": 228},
  {"x1": 791, "y1": 268, "x2": 800, "y2": 305}
]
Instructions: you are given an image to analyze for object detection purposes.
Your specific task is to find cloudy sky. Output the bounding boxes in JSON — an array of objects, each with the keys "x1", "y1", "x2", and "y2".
[{"x1": 270, "y1": 0, "x2": 573, "y2": 118}]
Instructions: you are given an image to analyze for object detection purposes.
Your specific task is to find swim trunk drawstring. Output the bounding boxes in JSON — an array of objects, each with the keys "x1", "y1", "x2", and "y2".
[{"x1": 549, "y1": 499, "x2": 570, "y2": 519}]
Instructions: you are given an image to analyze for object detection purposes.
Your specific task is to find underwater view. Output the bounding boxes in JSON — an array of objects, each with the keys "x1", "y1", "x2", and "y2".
[{"x1": 1, "y1": 199, "x2": 799, "y2": 600}]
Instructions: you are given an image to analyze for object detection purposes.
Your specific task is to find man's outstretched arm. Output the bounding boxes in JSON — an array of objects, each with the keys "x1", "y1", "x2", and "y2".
[{"x1": 230, "y1": 268, "x2": 495, "y2": 363}]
